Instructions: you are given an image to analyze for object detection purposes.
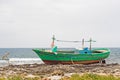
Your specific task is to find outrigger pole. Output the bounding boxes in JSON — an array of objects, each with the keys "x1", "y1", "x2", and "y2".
[
  {"x1": 51, "y1": 35, "x2": 56, "y2": 48},
  {"x1": 89, "y1": 38, "x2": 92, "y2": 50},
  {"x1": 82, "y1": 38, "x2": 84, "y2": 49},
  {"x1": 85, "y1": 38, "x2": 96, "y2": 50},
  {"x1": 52, "y1": 35, "x2": 96, "y2": 50}
]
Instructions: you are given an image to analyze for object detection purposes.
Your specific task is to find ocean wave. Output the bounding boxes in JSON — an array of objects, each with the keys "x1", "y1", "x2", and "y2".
[{"x1": 0, "y1": 58, "x2": 43, "y2": 67}]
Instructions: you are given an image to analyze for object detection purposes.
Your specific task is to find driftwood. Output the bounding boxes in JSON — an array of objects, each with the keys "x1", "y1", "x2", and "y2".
[{"x1": 1, "y1": 52, "x2": 9, "y2": 60}]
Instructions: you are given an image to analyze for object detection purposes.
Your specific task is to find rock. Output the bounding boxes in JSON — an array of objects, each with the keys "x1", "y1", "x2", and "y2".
[
  {"x1": 114, "y1": 69, "x2": 120, "y2": 72},
  {"x1": 48, "y1": 75, "x2": 62, "y2": 80},
  {"x1": 0, "y1": 63, "x2": 120, "y2": 77},
  {"x1": 61, "y1": 76, "x2": 70, "y2": 80},
  {"x1": 114, "y1": 72, "x2": 120, "y2": 76},
  {"x1": 52, "y1": 70, "x2": 64, "y2": 76},
  {"x1": 25, "y1": 74, "x2": 39, "y2": 78}
]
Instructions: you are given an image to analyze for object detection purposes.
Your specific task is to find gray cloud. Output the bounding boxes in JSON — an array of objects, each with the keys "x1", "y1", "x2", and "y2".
[{"x1": 0, "y1": 0, "x2": 120, "y2": 47}]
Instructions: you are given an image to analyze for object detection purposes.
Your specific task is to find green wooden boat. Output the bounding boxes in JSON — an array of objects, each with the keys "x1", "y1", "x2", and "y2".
[{"x1": 33, "y1": 36, "x2": 110, "y2": 64}]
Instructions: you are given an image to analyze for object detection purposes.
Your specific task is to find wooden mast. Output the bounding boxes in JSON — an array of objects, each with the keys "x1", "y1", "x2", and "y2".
[
  {"x1": 89, "y1": 38, "x2": 92, "y2": 50},
  {"x1": 82, "y1": 38, "x2": 84, "y2": 49},
  {"x1": 51, "y1": 35, "x2": 55, "y2": 48}
]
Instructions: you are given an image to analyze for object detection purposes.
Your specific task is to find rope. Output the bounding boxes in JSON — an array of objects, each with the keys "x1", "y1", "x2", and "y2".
[
  {"x1": 71, "y1": 57, "x2": 74, "y2": 64},
  {"x1": 56, "y1": 40, "x2": 96, "y2": 43},
  {"x1": 56, "y1": 40, "x2": 82, "y2": 43}
]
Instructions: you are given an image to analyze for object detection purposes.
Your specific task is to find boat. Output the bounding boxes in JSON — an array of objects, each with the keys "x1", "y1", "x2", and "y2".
[{"x1": 33, "y1": 36, "x2": 110, "y2": 64}]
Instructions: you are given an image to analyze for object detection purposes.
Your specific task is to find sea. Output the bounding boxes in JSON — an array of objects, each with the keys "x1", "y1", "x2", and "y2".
[{"x1": 0, "y1": 48, "x2": 120, "y2": 67}]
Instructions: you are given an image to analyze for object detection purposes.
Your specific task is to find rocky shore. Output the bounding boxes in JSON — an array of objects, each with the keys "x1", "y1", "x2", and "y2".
[{"x1": 0, "y1": 63, "x2": 120, "y2": 79}]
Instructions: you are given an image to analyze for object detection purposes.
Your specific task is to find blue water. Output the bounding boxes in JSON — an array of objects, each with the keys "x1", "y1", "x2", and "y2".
[
  {"x1": 106, "y1": 48, "x2": 120, "y2": 64},
  {"x1": 0, "y1": 48, "x2": 120, "y2": 66},
  {"x1": 0, "y1": 48, "x2": 38, "y2": 58}
]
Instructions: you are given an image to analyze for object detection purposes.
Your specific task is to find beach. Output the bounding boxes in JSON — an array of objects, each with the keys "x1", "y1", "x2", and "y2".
[
  {"x1": 0, "y1": 63, "x2": 120, "y2": 80},
  {"x1": 0, "y1": 48, "x2": 120, "y2": 79}
]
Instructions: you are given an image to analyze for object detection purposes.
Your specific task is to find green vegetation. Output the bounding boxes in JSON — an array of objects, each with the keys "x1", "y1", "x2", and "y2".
[
  {"x1": 62, "y1": 73, "x2": 120, "y2": 80},
  {"x1": 0, "y1": 73, "x2": 120, "y2": 80}
]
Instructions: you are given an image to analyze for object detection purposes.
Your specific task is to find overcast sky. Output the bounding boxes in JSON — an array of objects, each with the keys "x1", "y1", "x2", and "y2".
[{"x1": 0, "y1": 0, "x2": 120, "y2": 48}]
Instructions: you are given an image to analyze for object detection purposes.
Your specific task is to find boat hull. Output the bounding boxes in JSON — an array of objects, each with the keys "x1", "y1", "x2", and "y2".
[
  {"x1": 42, "y1": 60, "x2": 100, "y2": 64},
  {"x1": 33, "y1": 48, "x2": 110, "y2": 64}
]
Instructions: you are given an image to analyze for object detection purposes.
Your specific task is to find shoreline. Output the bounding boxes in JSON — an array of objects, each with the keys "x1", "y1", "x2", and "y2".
[{"x1": 0, "y1": 63, "x2": 120, "y2": 79}]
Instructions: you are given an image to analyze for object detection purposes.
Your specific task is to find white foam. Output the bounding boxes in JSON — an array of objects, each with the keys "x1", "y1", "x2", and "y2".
[
  {"x1": 0, "y1": 58, "x2": 44, "y2": 66},
  {"x1": 0, "y1": 60, "x2": 9, "y2": 67},
  {"x1": 9, "y1": 58, "x2": 44, "y2": 65}
]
